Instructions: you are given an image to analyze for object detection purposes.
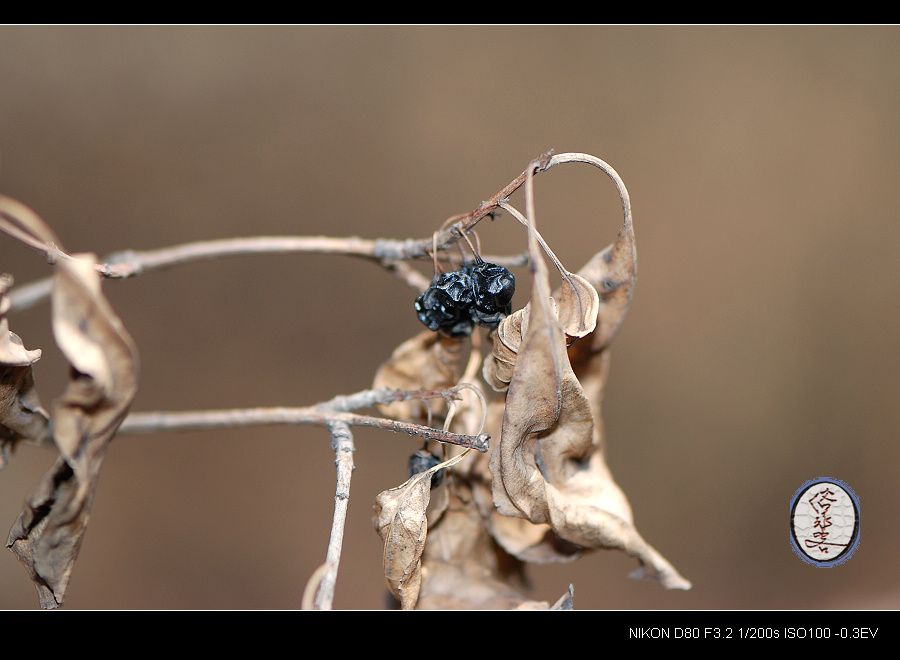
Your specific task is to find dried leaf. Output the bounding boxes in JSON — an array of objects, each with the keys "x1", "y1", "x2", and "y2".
[
  {"x1": 415, "y1": 478, "x2": 570, "y2": 610},
  {"x1": 0, "y1": 274, "x2": 50, "y2": 470},
  {"x1": 489, "y1": 198, "x2": 564, "y2": 524},
  {"x1": 0, "y1": 275, "x2": 42, "y2": 367},
  {"x1": 555, "y1": 271, "x2": 599, "y2": 340},
  {"x1": 6, "y1": 254, "x2": 139, "y2": 608},
  {"x1": 575, "y1": 214, "x2": 636, "y2": 351},
  {"x1": 544, "y1": 476, "x2": 690, "y2": 589},
  {"x1": 488, "y1": 513, "x2": 583, "y2": 564},
  {"x1": 482, "y1": 306, "x2": 529, "y2": 392},
  {"x1": 0, "y1": 364, "x2": 49, "y2": 471},
  {"x1": 372, "y1": 330, "x2": 462, "y2": 423},
  {"x1": 488, "y1": 179, "x2": 689, "y2": 590},
  {"x1": 375, "y1": 450, "x2": 472, "y2": 609},
  {"x1": 415, "y1": 560, "x2": 563, "y2": 610},
  {"x1": 374, "y1": 472, "x2": 432, "y2": 609}
]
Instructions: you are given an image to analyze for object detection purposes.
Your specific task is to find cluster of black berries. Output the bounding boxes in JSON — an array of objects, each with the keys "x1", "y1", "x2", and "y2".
[{"x1": 414, "y1": 260, "x2": 516, "y2": 337}]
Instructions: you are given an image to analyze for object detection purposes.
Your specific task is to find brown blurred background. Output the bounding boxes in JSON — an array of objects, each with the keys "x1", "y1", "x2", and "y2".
[{"x1": 0, "y1": 25, "x2": 897, "y2": 610}]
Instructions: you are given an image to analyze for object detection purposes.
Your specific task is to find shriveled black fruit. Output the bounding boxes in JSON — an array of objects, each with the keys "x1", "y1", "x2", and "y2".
[
  {"x1": 414, "y1": 270, "x2": 475, "y2": 337},
  {"x1": 414, "y1": 261, "x2": 515, "y2": 335},
  {"x1": 408, "y1": 449, "x2": 444, "y2": 489},
  {"x1": 463, "y1": 260, "x2": 516, "y2": 329}
]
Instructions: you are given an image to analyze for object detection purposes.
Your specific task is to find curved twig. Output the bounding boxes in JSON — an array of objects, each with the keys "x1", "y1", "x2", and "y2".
[{"x1": 7, "y1": 236, "x2": 528, "y2": 311}]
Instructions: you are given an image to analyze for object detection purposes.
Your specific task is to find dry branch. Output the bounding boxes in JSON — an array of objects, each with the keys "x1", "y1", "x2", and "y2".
[
  {"x1": 8, "y1": 237, "x2": 530, "y2": 312},
  {"x1": 118, "y1": 393, "x2": 490, "y2": 453}
]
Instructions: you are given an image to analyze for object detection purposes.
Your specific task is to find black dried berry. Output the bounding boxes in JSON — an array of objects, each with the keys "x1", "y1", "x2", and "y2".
[
  {"x1": 414, "y1": 261, "x2": 515, "y2": 334},
  {"x1": 408, "y1": 449, "x2": 444, "y2": 489},
  {"x1": 414, "y1": 270, "x2": 475, "y2": 337},
  {"x1": 463, "y1": 261, "x2": 516, "y2": 329}
]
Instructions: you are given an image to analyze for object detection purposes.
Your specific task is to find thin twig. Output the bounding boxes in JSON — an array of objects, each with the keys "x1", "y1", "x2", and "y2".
[
  {"x1": 118, "y1": 387, "x2": 491, "y2": 452},
  {"x1": 7, "y1": 236, "x2": 528, "y2": 311},
  {"x1": 379, "y1": 149, "x2": 558, "y2": 260},
  {"x1": 312, "y1": 420, "x2": 354, "y2": 610}
]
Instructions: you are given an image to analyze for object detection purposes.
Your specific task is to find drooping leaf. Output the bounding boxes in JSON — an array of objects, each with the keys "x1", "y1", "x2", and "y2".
[
  {"x1": 411, "y1": 474, "x2": 572, "y2": 610},
  {"x1": 488, "y1": 187, "x2": 564, "y2": 524},
  {"x1": 487, "y1": 172, "x2": 689, "y2": 590},
  {"x1": 374, "y1": 472, "x2": 432, "y2": 609},
  {"x1": 374, "y1": 449, "x2": 474, "y2": 609},
  {"x1": 6, "y1": 254, "x2": 139, "y2": 609},
  {"x1": 482, "y1": 305, "x2": 529, "y2": 392}
]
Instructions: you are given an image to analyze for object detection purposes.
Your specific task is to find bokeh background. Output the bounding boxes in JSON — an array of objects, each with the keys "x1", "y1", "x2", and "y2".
[{"x1": 0, "y1": 25, "x2": 897, "y2": 610}]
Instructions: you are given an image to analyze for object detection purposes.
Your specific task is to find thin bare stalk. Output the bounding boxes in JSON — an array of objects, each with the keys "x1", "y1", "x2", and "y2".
[
  {"x1": 7, "y1": 236, "x2": 527, "y2": 311},
  {"x1": 312, "y1": 420, "x2": 354, "y2": 610},
  {"x1": 118, "y1": 386, "x2": 491, "y2": 452},
  {"x1": 498, "y1": 200, "x2": 569, "y2": 275}
]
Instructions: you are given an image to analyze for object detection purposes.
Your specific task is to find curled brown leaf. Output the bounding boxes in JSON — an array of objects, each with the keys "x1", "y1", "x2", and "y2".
[
  {"x1": 374, "y1": 473, "x2": 432, "y2": 609},
  {"x1": 488, "y1": 164, "x2": 689, "y2": 590},
  {"x1": 374, "y1": 450, "x2": 471, "y2": 609},
  {"x1": 555, "y1": 271, "x2": 600, "y2": 341},
  {"x1": 6, "y1": 254, "x2": 139, "y2": 608},
  {"x1": 489, "y1": 172, "x2": 564, "y2": 524},
  {"x1": 482, "y1": 306, "x2": 529, "y2": 392}
]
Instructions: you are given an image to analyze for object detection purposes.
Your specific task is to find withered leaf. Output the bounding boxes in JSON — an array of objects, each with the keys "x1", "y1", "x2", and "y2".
[
  {"x1": 489, "y1": 204, "x2": 563, "y2": 525},
  {"x1": 414, "y1": 478, "x2": 572, "y2": 610},
  {"x1": 415, "y1": 560, "x2": 568, "y2": 610},
  {"x1": 374, "y1": 473, "x2": 432, "y2": 609},
  {"x1": 555, "y1": 271, "x2": 599, "y2": 341},
  {"x1": 374, "y1": 450, "x2": 470, "y2": 609},
  {"x1": 0, "y1": 274, "x2": 50, "y2": 469},
  {"x1": 6, "y1": 254, "x2": 139, "y2": 609},
  {"x1": 372, "y1": 330, "x2": 462, "y2": 423},
  {"x1": 575, "y1": 213, "x2": 636, "y2": 351},
  {"x1": 487, "y1": 514, "x2": 583, "y2": 565},
  {"x1": 488, "y1": 180, "x2": 689, "y2": 590},
  {"x1": 0, "y1": 274, "x2": 42, "y2": 367},
  {"x1": 482, "y1": 306, "x2": 529, "y2": 392}
]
